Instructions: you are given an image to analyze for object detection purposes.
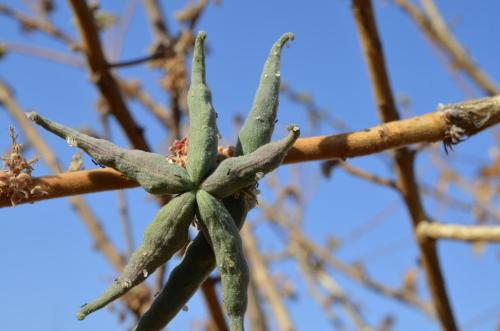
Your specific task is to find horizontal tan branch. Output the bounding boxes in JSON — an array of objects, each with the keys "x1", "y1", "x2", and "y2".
[
  {"x1": 1, "y1": 95, "x2": 499, "y2": 208},
  {"x1": 0, "y1": 168, "x2": 138, "y2": 208},
  {"x1": 417, "y1": 221, "x2": 500, "y2": 242}
]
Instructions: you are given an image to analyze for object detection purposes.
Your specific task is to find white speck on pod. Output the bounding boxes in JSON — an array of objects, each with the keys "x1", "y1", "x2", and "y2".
[
  {"x1": 121, "y1": 278, "x2": 132, "y2": 289},
  {"x1": 66, "y1": 136, "x2": 78, "y2": 147},
  {"x1": 143, "y1": 269, "x2": 148, "y2": 278},
  {"x1": 275, "y1": 72, "x2": 281, "y2": 77}
]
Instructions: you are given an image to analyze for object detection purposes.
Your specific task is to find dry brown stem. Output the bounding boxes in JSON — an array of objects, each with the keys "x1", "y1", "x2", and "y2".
[
  {"x1": 247, "y1": 276, "x2": 270, "y2": 331},
  {"x1": 295, "y1": 227, "x2": 434, "y2": 317},
  {"x1": 201, "y1": 278, "x2": 230, "y2": 331},
  {"x1": 68, "y1": 0, "x2": 151, "y2": 151},
  {"x1": 120, "y1": 80, "x2": 173, "y2": 131},
  {"x1": 2, "y1": 42, "x2": 84, "y2": 67},
  {"x1": 143, "y1": 0, "x2": 173, "y2": 48},
  {"x1": 352, "y1": 0, "x2": 457, "y2": 329},
  {"x1": 0, "y1": 4, "x2": 81, "y2": 51},
  {"x1": 242, "y1": 224, "x2": 295, "y2": 331},
  {"x1": 258, "y1": 198, "x2": 434, "y2": 318},
  {"x1": 338, "y1": 162, "x2": 399, "y2": 190},
  {"x1": 394, "y1": 0, "x2": 499, "y2": 96}
]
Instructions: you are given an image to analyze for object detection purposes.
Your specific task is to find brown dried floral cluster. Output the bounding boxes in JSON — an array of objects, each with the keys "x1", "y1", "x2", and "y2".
[
  {"x1": 166, "y1": 137, "x2": 234, "y2": 168},
  {"x1": 0, "y1": 128, "x2": 46, "y2": 205}
]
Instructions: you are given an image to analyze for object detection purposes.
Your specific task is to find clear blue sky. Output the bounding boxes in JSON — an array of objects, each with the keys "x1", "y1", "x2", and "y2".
[{"x1": 1, "y1": 1, "x2": 499, "y2": 330}]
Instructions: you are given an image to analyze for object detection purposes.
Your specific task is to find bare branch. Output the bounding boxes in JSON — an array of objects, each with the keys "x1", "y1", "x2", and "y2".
[
  {"x1": 0, "y1": 4, "x2": 81, "y2": 51},
  {"x1": 68, "y1": 0, "x2": 151, "y2": 151},
  {"x1": 201, "y1": 278, "x2": 230, "y2": 331},
  {"x1": 1, "y1": 95, "x2": 499, "y2": 208},
  {"x1": 417, "y1": 221, "x2": 500, "y2": 242},
  {"x1": 242, "y1": 224, "x2": 294, "y2": 331},
  {"x1": 394, "y1": 0, "x2": 499, "y2": 96},
  {"x1": 2, "y1": 42, "x2": 84, "y2": 67},
  {"x1": 351, "y1": 0, "x2": 458, "y2": 329},
  {"x1": 247, "y1": 277, "x2": 270, "y2": 331}
]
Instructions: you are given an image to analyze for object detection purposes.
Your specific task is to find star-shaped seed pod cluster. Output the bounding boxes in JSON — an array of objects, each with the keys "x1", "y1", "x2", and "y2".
[{"x1": 27, "y1": 31, "x2": 296, "y2": 331}]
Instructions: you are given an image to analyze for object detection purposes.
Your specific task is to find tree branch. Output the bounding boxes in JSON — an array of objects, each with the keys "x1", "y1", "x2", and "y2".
[
  {"x1": 394, "y1": 0, "x2": 499, "y2": 96},
  {"x1": 68, "y1": 0, "x2": 151, "y2": 151},
  {"x1": 352, "y1": 0, "x2": 458, "y2": 329},
  {"x1": 1, "y1": 95, "x2": 499, "y2": 208},
  {"x1": 242, "y1": 224, "x2": 294, "y2": 331}
]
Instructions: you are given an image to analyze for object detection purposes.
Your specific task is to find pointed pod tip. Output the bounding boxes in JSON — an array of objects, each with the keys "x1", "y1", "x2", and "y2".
[
  {"x1": 76, "y1": 311, "x2": 86, "y2": 321},
  {"x1": 196, "y1": 31, "x2": 207, "y2": 42},
  {"x1": 25, "y1": 112, "x2": 38, "y2": 122},
  {"x1": 275, "y1": 32, "x2": 295, "y2": 50},
  {"x1": 282, "y1": 32, "x2": 295, "y2": 42},
  {"x1": 287, "y1": 124, "x2": 300, "y2": 136}
]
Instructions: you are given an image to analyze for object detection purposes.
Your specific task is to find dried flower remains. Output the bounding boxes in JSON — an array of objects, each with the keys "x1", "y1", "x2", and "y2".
[{"x1": 0, "y1": 127, "x2": 46, "y2": 205}]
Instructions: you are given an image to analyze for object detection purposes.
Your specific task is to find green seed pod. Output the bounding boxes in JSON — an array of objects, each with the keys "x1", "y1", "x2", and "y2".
[
  {"x1": 133, "y1": 195, "x2": 249, "y2": 331},
  {"x1": 77, "y1": 192, "x2": 196, "y2": 320},
  {"x1": 26, "y1": 112, "x2": 193, "y2": 194},
  {"x1": 186, "y1": 31, "x2": 219, "y2": 184},
  {"x1": 235, "y1": 32, "x2": 294, "y2": 156},
  {"x1": 196, "y1": 189, "x2": 249, "y2": 331},
  {"x1": 202, "y1": 125, "x2": 300, "y2": 198}
]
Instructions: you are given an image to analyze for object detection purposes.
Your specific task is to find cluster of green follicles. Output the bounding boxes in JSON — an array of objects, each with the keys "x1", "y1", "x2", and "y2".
[{"x1": 27, "y1": 31, "x2": 296, "y2": 331}]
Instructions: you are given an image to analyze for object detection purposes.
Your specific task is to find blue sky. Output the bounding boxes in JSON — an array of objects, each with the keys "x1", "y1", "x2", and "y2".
[{"x1": 1, "y1": 1, "x2": 499, "y2": 330}]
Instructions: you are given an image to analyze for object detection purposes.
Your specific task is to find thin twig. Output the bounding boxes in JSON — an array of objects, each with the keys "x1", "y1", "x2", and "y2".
[
  {"x1": 2, "y1": 42, "x2": 84, "y2": 68},
  {"x1": 142, "y1": 0, "x2": 173, "y2": 48},
  {"x1": 341, "y1": 200, "x2": 401, "y2": 246},
  {"x1": 201, "y1": 278, "x2": 230, "y2": 331},
  {"x1": 259, "y1": 201, "x2": 434, "y2": 318},
  {"x1": 429, "y1": 151, "x2": 500, "y2": 222},
  {"x1": 247, "y1": 277, "x2": 270, "y2": 331},
  {"x1": 291, "y1": 237, "x2": 373, "y2": 331},
  {"x1": 242, "y1": 224, "x2": 294, "y2": 331},
  {"x1": 0, "y1": 4, "x2": 81, "y2": 51},
  {"x1": 108, "y1": 0, "x2": 140, "y2": 62},
  {"x1": 107, "y1": 51, "x2": 166, "y2": 68},
  {"x1": 394, "y1": 0, "x2": 499, "y2": 96},
  {"x1": 120, "y1": 80, "x2": 173, "y2": 131},
  {"x1": 338, "y1": 162, "x2": 399, "y2": 190}
]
